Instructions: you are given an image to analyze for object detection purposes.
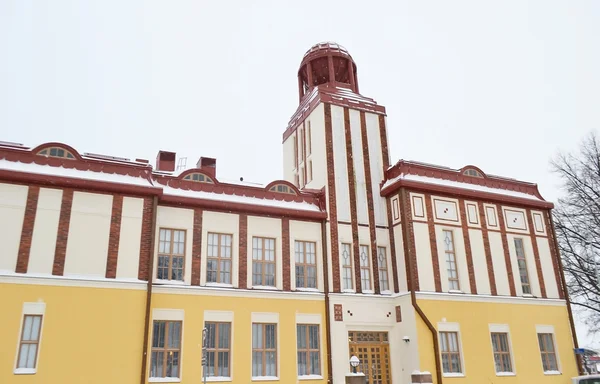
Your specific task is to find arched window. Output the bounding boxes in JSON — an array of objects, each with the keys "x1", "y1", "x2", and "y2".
[
  {"x1": 37, "y1": 147, "x2": 75, "y2": 159},
  {"x1": 183, "y1": 173, "x2": 214, "y2": 183},
  {"x1": 463, "y1": 169, "x2": 483, "y2": 178},
  {"x1": 269, "y1": 184, "x2": 297, "y2": 195}
]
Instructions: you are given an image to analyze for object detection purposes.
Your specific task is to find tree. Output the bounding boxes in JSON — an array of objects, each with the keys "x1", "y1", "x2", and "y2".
[{"x1": 551, "y1": 131, "x2": 600, "y2": 337}]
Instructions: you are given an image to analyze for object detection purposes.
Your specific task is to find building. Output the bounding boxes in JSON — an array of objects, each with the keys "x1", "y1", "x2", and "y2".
[{"x1": 0, "y1": 42, "x2": 580, "y2": 384}]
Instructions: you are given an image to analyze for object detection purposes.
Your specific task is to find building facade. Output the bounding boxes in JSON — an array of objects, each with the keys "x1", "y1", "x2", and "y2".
[{"x1": 0, "y1": 42, "x2": 580, "y2": 384}]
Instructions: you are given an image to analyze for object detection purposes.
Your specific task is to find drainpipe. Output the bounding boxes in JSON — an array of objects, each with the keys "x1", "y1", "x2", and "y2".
[
  {"x1": 321, "y1": 219, "x2": 334, "y2": 384},
  {"x1": 140, "y1": 196, "x2": 159, "y2": 384},
  {"x1": 399, "y1": 188, "x2": 443, "y2": 384},
  {"x1": 547, "y1": 212, "x2": 584, "y2": 375}
]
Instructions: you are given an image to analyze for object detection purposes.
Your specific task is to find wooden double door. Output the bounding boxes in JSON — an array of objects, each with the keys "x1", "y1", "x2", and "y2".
[{"x1": 348, "y1": 331, "x2": 391, "y2": 384}]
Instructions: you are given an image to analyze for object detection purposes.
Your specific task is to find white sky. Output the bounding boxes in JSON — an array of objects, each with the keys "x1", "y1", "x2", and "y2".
[{"x1": 1, "y1": 0, "x2": 599, "y2": 349}]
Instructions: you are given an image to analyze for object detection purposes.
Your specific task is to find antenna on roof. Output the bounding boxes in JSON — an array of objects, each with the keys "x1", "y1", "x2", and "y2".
[{"x1": 176, "y1": 157, "x2": 187, "y2": 171}]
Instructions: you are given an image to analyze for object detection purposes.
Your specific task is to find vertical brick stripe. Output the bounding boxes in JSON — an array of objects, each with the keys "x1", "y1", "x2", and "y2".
[
  {"x1": 386, "y1": 197, "x2": 400, "y2": 293},
  {"x1": 282, "y1": 218, "x2": 291, "y2": 291},
  {"x1": 458, "y1": 198, "x2": 477, "y2": 294},
  {"x1": 52, "y1": 189, "x2": 73, "y2": 276},
  {"x1": 360, "y1": 111, "x2": 381, "y2": 294},
  {"x1": 343, "y1": 107, "x2": 362, "y2": 293},
  {"x1": 302, "y1": 121, "x2": 307, "y2": 183},
  {"x1": 496, "y1": 204, "x2": 517, "y2": 296},
  {"x1": 401, "y1": 189, "x2": 419, "y2": 291},
  {"x1": 105, "y1": 195, "x2": 123, "y2": 278},
  {"x1": 424, "y1": 194, "x2": 442, "y2": 292},
  {"x1": 324, "y1": 103, "x2": 341, "y2": 293},
  {"x1": 544, "y1": 211, "x2": 565, "y2": 299},
  {"x1": 526, "y1": 209, "x2": 546, "y2": 298},
  {"x1": 478, "y1": 201, "x2": 497, "y2": 295},
  {"x1": 137, "y1": 197, "x2": 154, "y2": 281},
  {"x1": 191, "y1": 208, "x2": 203, "y2": 286},
  {"x1": 378, "y1": 115, "x2": 390, "y2": 170},
  {"x1": 16, "y1": 186, "x2": 40, "y2": 274},
  {"x1": 238, "y1": 214, "x2": 248, "y2": 289}
]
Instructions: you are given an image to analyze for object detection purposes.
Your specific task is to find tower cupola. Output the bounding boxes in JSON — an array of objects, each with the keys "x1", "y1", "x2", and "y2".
[{"x1": 297, "y1": 42, "x2": 358, "y2": 101}]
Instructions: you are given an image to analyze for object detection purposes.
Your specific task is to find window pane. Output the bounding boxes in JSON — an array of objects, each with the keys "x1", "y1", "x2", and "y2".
[
  {"x1": 265, "y1": 324, "x2": 276, "y2": 349},
  {"x1": 219, "y1": 351, "x2": 230, "y2": 376},
  {"x1": 252, "y1": 351, "x2": 263, "y2": 376},
  {"x1": 153, "y1": 321, "x2": 165, "y2": 348},
  {"x1": 22, "y1": 316, "x2": 34, "y2": 340},
  {"x1": 297, "y1": 351, "x2": 307, "y2": 375},
  {"x1": 150, "y1": 351, "x2": 163, "y2": 377},
  {"x1": 252, "y1": 324, "x2": 262, "y2": 348},
  {"x1": 309, "y1": 325, "x2": 319, "y2": 349},
  {"x1": 297, "y1": 325, "x2": 306, "y2": 348},
  {"x1": 219, "y1": 323, "x2": 230, "y2": 348},
  {"x1": 166, "y1": 351, "x2": 179, "y2": 377},
  {"x1": 310, "y1": 351, "x2": 320, "y2": 374},
  {"x1": 266, "y1": 351, "x2": 277, "y2": 376},
  {"x1": 18, "y1": 344, "x2": 30, "y2": 368}
]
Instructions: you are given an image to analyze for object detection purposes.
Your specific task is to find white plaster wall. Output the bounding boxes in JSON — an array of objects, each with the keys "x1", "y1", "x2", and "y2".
[
  {"x1": 468, "y1": 229, "x2": 491, "y2": 295},
  {"x1": 393, "y1": 225, "x2": 408, "y2": 292},
  {"x1": 115, "y1": 197, "x2": 143, "y2": 280},
  {"x1": 28, "y1": 188, "x2": 62, "y2": 274},
  {"x1": 64, "y1": 191, "x2": 112, "y2": 277},
  {"x1": 331, "y1": 105, "x2": 351, "y2": 222},
  {"x1": 435, "y1": 225, "x2": 471, "y2": 293},
  {"x1": 365, "y1": 111, "x2": 387, "y2": 226},
  {"x1": 488, "y1": 232, "x2": 510, "y2": 295},
  {"x1": 413, "y1": 222, "x2": 435, "y2": 292},
  {"x1": 506, "y1": 234, "x2": 541, "y2": 297},
  {"x1": 282, "y1": 131, "x2": 296, "y2": 185},
  {"x1": 0, "y1": 183, "x2": 27, "y2": 272},
  {"x1": 246, "y1": 216, "x2": 282, "y2": 290},
  {"x1": 328, "y1": 294, "x2": 418, "y2": 384},
  {"x1": 537, "y1": 237, "x2": 560, "y2": 298},
  {"x1": 200, "y1": 210, "x2": 239, "y2": 287},
  {"x1": 349, "y1": 109, "x2": 369, "y2": 225},
  {"x1": 305, "y1": 104, "x2": 326, "y2": 189},
  {"x1": 338, "y1": 224, "x2": 355, "y2": 292},
  {"x1": 289, "y1": 220, "x2": 324, "y2": 292}
]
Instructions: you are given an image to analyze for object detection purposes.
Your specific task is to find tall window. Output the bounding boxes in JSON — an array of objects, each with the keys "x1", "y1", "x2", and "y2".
[
  {"x1": 297, "y1": 324, "x2": 321, "y2": 376},
  {"x1": 341, "y1": 243, "x2": 353, "y2": 290},
  {"x1": 252, "y1": 323, "x2": 277, "y2": 377},
  {"x1": 307, "y1": 122, "x2": 312, "y2": 156},
  {"x1": 150, "y1": 321, "x2": 182, "y2": 379},
  {"x1": 359, "y1": 245, "x2": 371, "y2": 290},
  {"x1": 377, "y1": 246, "x2": 389, "y2": 292},
  {"x1": 207, "y1": 233, "x2": 232, "y2": 284},
  {"x1": 443, "y1": 230, "x2": 460, "y2": 290},
  {"x1": 514, "y1": 238, "x2": 531, "y2": 294},
  {"x1": 252, "y1": 237, "x2": 276, "y2": 287},
  {"x1": 205, "y1": 322, "x2": 231, "y2": 378},
  {"x1": 157, "y1": 228, "x2": 185, "y2": 281},
  {"x1": 16, "y1": 315, "x2": 43, "y2": 370},
  {"x1": 538, "y1": 333, "x2": 558, "y2": 372},
  {"x1": 295, "y1": 241, "x2": 317, "y2": 288},
  {"x1": 440, "y1": 331, "x2": 462, "y2": 374},
  {"x1": 491, "y1": 333, "x2": 513, "y2": 373}
]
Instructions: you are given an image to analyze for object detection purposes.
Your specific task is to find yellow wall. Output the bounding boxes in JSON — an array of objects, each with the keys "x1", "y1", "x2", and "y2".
[
  {"x1": 148, "y1": 293, "x2": 327, "y2": 384},
  {"x1": 415, "y1": 298, "x2": 578, "y2": 383},
  {"x1": 0, "y1": 282, "x2": 146, "y2": 384}
]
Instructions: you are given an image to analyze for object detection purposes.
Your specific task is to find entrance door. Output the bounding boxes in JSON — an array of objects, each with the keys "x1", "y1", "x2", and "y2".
[{"x1": 348, "y1": 331, "x2": 391, "y2": 384}]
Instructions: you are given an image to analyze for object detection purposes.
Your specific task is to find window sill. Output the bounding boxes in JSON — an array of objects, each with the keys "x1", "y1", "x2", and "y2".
[
  {"x1": 443, "y1": 373, "x2": 465, "y2": 378},
  {"x1": 205, "y1": 282, "x2": 234, "y2": 288},
  {"x1": 544, "y1": 371, "x2": 561, "y2": 375},
  {"x1": 205, "y1": 377, "x2": 232, "y2": 382},
  {"x1": 380, "y1": 290, "x2": 393, "y2": 296},
  {"x1": 148, "y1": 378, "x2": 181, "y2": 383},
  {"x1": 155, "y1": 279, "x2": 185, "y2": 285},
  {"x1": 496, "y1": 372, "x2": 516, "y2": 376},
  {"x1": 252, "y1": 285, "x2": 279, "y2": 291},
  {"x1": 14, "y1": 368, "x2": 36, "y2": 375},
  {"x1": 251, "y1": 376, "x2": 279, "y2": 381},
  {"x1": 448, "y1": 290, "x2": 465, "y2": 294},
  {"x1": 362, "y1": 290, "x2": 375, "y2": 294},
  {"x1": 522, "y1": 294, "x2": 536, "y2": 298},
  {"x1": 295, "y1": 288, "x2": 319, "y2": 293},
  {"x1": 298, "y1": 374, "x2": 323, "y2": 380}
]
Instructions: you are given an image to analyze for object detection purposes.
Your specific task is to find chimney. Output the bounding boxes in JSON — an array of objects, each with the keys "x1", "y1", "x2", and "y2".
[
  {"x1": 156, "y1": 150, "x2": 176, "y2": 172},
  {"x1": 196, "y1": 157, "x2": 217, "y2": 178}
]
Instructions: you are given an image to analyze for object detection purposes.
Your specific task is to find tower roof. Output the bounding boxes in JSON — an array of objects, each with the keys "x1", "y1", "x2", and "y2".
[{"x1": 300, "y1": 42, "x2": 354, "y2": 69}]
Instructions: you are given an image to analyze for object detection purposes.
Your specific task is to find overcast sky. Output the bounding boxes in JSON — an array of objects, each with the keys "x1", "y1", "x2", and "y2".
[{"x1": 1, "y1": 0, "x2": 599, "y2": 349}]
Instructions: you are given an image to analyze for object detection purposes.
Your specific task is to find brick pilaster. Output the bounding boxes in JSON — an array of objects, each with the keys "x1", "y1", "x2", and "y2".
[
  {"x1": 105, "y1": 195, "x2": 123, "y2": 278},
  {"x1": 191, "y1": 208, "x2": 203, "y2": 286},
  {"x1": 478, "y1": 201, "x2": 497, "y2": 295},
  {"x1": 544, "y1": 211, "x2": 565, "y2": 299},
  {"x1": 526, "y1": 208, "x2": 546, "y2": 298},
  {"x1": 400, "y1": 189, "x2": 419, "y2": 291},
  {"x1": 282, "y1": 218, "x2": 291, "y2": 291},
  {"x1": 238, "y1": 214, "x2": 248, "y2": 289},
  {"x1": 16, "y1": 186, "x2": 40, "y2": 274},
  {"x1": 52, "y1": 189, "x2": 73, "y2": 276},
  {"x1": 496, "y1": 204, "x2": 517, "y2": 296},
  {"x1": 424, "y1": 194, "x2": 442, "y2": 292},
  {"x1": 458, "y1": 198, "x2": 477, "y2": 294},
  {"x1": 378, "y1": 115, "x2": 390, "y2": 170},
  {"x1": 137, "y1": 197, "x2": 154, "y2": 281},
  {"x1": 324, "y1": 103, "x2": 341, "y2": 293}
]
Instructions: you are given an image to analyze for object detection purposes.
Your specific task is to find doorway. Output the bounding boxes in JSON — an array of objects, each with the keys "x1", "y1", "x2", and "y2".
[{"x1": 348, "y1": 331, "x2": 391, "y2": 384}]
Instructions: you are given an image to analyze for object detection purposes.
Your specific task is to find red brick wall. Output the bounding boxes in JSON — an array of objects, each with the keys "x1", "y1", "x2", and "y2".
[
  {"x1": 496, "y1": 204, "x2": 517, "y2": 296},
  {"x1": 238, "y1": 214, "x2": 248, "y2": 289},
  {"x1": 400, "y1": 189, "x2": 419, "y2": 291},
  {"x1": 478, "y1": 201, "x2": 497, "y2": 295},
  {"x1": 191, "y1": 208, "x2": 203, "y2": 286},
  {"x1": 458, "y1": 198, "x2": 478, "y2": 294},
  {"x1": 378, "y1": 115, "x2": 390, "y2": 170},
  {"x1": 424, "y1": 194, "x2": 442, "y2": 292},
  {"x1": 137, "y1": 197, "x2": 154, "y2": 281},
  {"x1": 527, "y1": 208, "x2": 547, "y2": 298},
  {"x1": 52, "y1": 189, "x2": 73, "y2": 276},
  {"x1": 282, "y1": 218, "x2": 291, "y2": 291},
  {"x1": 105, "y1": 194, "x2": 123, "y2": 278},
  {"x1": 544, "y1": 210, "x2": 565, "y2": 299},
  {"x1": 16, "y1": 185, "x2": 40, "y2": 274},
  {"x1": 324, "y1": 103, "x2": 341, "y2": 293}
]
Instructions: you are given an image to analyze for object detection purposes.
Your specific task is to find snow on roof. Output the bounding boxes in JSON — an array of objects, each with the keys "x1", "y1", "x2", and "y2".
[
  {"x1": 219, "y1": 178, "x2": 266, "y2": 188},
  {"x1": 382, "y1": 173, "x2": 543, "y2": 202},
  {"x1": 162, "y1": 186, "x2": 320, "y2": 212},
  {"x1": 0, "y1": 159, "x2": 155, "y2": 187}
]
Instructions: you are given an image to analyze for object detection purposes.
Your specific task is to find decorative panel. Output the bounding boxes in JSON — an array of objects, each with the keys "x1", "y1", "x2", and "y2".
[
  {"x1": 395, "y1": 306, "x2": 402, "y2": 323},
  {"x1": 465, "y1": 202, "x2": 479, "y2": 226},
  {"x1": 532, "y1": 211, "x2": 546, "y2": 235},
  {"x1": 334, "y1": 304, "x2": 343, "y2": 321},
  {"x1": 433, "y1": 198, "x2": 459, "y2": 223},
  {"x1": 391, "y1": 196, "x2": 400, "y2": 222},
  {"x1": 411, "y1": 194, "x2": 426, "y2": 221},
  {"x1": 503, "y1": 208, "x2": 528, "y2": 232},
  {"x1": 484, "y1": 205, "x2": 499, "y2": 230}
]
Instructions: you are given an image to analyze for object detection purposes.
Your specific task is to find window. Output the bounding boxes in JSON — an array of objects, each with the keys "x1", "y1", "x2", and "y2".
[
  {"x1": 183, "y1": 173, "x2": 214, "y2": 183},
  {"x1": 377, "y1": 246, "x2": 389, "y2": 292},
  {"x1": 37, "y1": 147, "x2": 75, "y2": 159},
  {"x1": 341, "y1": 243, "x2": 353, "y2": 290},
  {"x1": 157, "y1": 228, "x2": 185, "y2": 281},
  {"x1": 307, "y1": 160, "x2": 312, "y2": 183},
  {"x1": 207, "y1": 233, "x2": 233, "y2": 284},
  {"x1": 491, "y1": 333, "x2": 513, "y2": 373},
  {"x1": 514, "y1": 238, "x2": 531, "y2": 294},
  {"x1": 443, "y1": 230, "x2": 460, "y2": 291},
  {"x1": 359, "y1": 245, "x2": 371, "y2": 290},
  {"x1": 295, "y1": 241, "x2": 317, "y2": 289},
  {"x1": 463, "y1": 168, "x2": 483, "y2": 177},
  {"x1": 307, "y1": 122, "x2": 312, "y2": 156},
  {"x1": 293, "y1": 139, "x2": 298, "y2": 170},
  {"x1": 297, "y1": 324, "x2": 320, "y2": 376},
  {"x1": 16, "y1": 315, "x2": 43, "y2": 370},
  {"x1": 150, "y1": 321, "x2": 182, "y2": 379},
  {"x1": 269, "y1": 184, "x2": 296, "y2": 195},
  {"x1": 205, "y1": 322, "x2": 231, "y2": 378},
  {"x1": 252, "y1": 323, "x2": 277, "y2": 378},
  {"x1": 538, "y1": 333, "x2": 558, "y2": 372},
  {"x1": 252, "y1": 237, "x2": 276, "y2": 287},
  {"x1": 440, "y1": 331, "x2": 462, "y2": 374}
]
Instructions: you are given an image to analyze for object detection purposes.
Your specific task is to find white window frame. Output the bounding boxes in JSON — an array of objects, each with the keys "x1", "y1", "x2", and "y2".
[
  {"x1": 536, "y1": 325, "x2": 561, "y2": 375},
  {"x1": 340, "y1": 242, "x2": 354, "y2": 293},
  {"x1": 149, "y1": 309, "x2": 185, "y2": 383},
  {"x1": 251, "y1": 312, "x2": 280, "y2": 381},
  {"x1": 488, "y1": 324, "x2": 516, "y2": 376},
  {"x1": 204, "y1": 311, "x2": 234, "y2": 382},
  {"x1": 14, "y1": 302, "x2": 46, "y2": 375},
  {"x1": 438, "y1": 322, "x2": 466, "y2": 377},
  {"x1": 295, "y1": 313, "x2": 323, "y2": 380}
]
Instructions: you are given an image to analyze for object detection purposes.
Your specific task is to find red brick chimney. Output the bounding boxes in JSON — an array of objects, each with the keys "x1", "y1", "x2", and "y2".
[
  {"x1": 196, "y1": 157, "x2": 217, "y2": 178},
  {"x1": 156, "y1": 150, "x2": 176, "y2": 172}
]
